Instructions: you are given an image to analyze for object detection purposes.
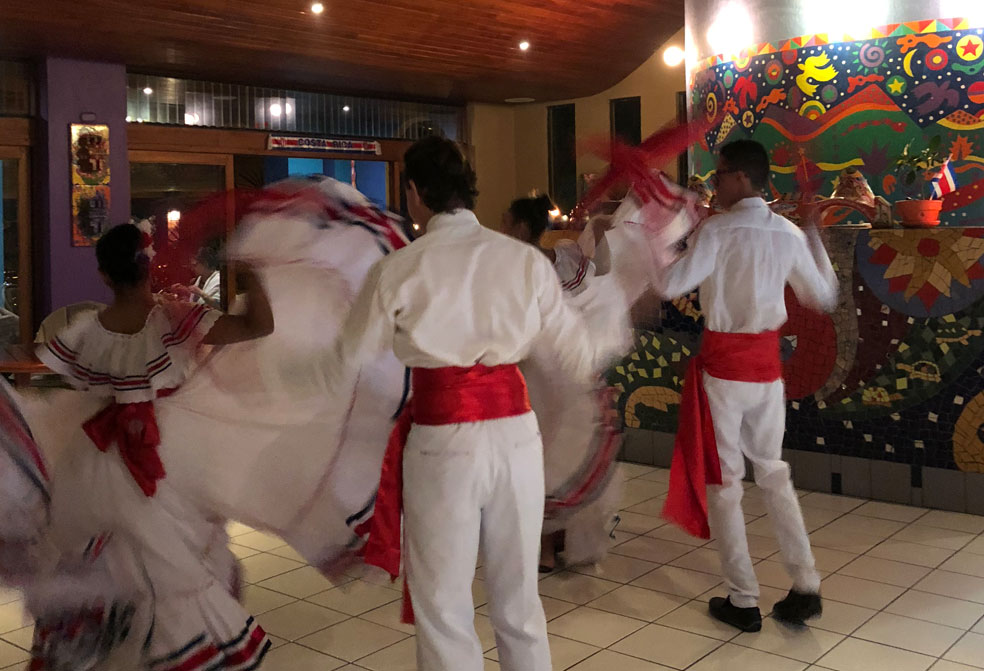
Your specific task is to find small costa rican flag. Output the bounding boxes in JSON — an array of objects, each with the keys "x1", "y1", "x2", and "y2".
[{"x1": 931, "y1": 157, "x2": 958, "y2": 200}]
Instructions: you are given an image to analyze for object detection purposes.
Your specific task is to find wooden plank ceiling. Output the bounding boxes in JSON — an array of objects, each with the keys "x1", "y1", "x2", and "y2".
[{"x1": 0, "y1": 0, "x2": 684, "y2": 103}]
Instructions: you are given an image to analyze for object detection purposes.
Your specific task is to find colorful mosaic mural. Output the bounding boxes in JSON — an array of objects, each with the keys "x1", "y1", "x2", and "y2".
[
  {"x1": 690, "y1": 17, "x2": 984, "y2": 225},
  {"x1": 607, "y1": 228, "x2": 984, "y2": 475}
]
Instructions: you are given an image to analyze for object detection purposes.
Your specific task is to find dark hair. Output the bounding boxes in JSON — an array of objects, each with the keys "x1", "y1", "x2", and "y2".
[
  {"x1": 196, "y1": 237, "x2": 222, "y2": 272},
  {"x1": 720, "y1": 140, "x2": 770, "y2": 190},
  {"x1": 403, "y1": 136, "x2": 478, "y2": 213},
  {"x1": 509, "y1": 194, "x2": 555, "y2": 242},
  {"x1": 96, "y1": 223, "x2": 149, "y2": 288}
]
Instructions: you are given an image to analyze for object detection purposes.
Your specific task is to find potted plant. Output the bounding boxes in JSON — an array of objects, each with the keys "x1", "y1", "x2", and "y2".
[{"x1": 893, "y1": 136, "x2": 948, "y2": 227}]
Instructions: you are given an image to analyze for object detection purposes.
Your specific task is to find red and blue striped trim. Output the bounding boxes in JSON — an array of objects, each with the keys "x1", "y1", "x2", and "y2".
[
  {"x1": 149, "y1": 617, "x2": 270, "y2": 671},
  {"x1": 43, "y1": 304, "x2": 214, "y2": 393},
  {"x1": 561, "y1": 255, "x2": 590, "y2": 293}
]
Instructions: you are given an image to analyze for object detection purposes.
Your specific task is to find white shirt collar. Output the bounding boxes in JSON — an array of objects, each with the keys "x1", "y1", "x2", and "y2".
[
  {"x1": 729, "y1": 197, "x2": 769, "y2": 212},
  {"x1": 729, "y1": 196, "x2": 769, "y2": 212},
  {"x1": 425, "y1": 209, "x2": 481, "y2": 234}
]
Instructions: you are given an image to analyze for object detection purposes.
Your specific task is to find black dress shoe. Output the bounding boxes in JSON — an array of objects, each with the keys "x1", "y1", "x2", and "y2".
[
  {"x1": 709, "y1": 596, "x2": 762, "y2": 632},
  {"x1": 773, "y1": 590, "x2": 823, "y2": 625}
]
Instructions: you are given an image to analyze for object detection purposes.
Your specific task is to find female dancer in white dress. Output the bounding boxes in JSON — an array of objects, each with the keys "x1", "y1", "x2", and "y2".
[
  {"x1": 28, "y1": 222, "x2": 275, "y2": 671},
  {"x1": 501, "y1": 195, "x2": 625, "y2": 572},
  {"x1": 14, "y1": 178, "x2": 412, "y2": 670}
]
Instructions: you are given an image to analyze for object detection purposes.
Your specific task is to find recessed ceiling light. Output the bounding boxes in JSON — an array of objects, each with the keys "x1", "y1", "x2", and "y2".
[
  {"x1": 342, "y1": 105, "x2": 351, "y2": 112},
  {"x1": 311, "y1": 2, "x2": 324, "y2": 14},
  {"x1": 142, "y1": 87, "x2": 153, "y2": 95},
  {"x1": 519, "y1": 41, "x2": 530, "y2": 51},
  {"x1": 504, "y1": 97, "x2": 535, "y2": 104}
]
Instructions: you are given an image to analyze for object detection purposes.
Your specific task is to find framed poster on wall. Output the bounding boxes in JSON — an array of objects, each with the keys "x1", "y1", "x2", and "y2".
[{"x1": 70, "y1": 123, "x2": 111, "y2": 247}]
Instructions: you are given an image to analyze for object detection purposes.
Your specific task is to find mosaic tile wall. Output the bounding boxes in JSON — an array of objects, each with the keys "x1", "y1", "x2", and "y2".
[
  {"x1": 689, "y1": 17, "x2": 984, "y2": 225},
  {"x1": 609, "y1": 227, "x2": 984, "y2": 515}
]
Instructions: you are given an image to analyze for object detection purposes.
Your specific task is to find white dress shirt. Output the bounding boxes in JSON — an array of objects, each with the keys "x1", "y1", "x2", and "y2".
[
  {"x1": 194, "y1": 270, "x2": 222, "y2": 305},
  {"x1": 325, "y1": 209, "x2": 625, "y2": 386},
  {"x1": 659, "y1": 197, "x2": 837, "y2": 333}
]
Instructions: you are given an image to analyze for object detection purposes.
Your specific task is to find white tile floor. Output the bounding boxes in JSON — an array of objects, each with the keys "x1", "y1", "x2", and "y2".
[{"x1": 3, "y1": 463, "x2": 984, "y2": 670}]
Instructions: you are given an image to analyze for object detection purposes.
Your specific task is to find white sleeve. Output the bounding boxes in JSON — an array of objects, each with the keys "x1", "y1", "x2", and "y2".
[
  {"x1": 656, "y1": 222, "x2": 719, "y2": 299},
  {"x1": 534, "y1": 255, "x2": 628, "y2": 381},
  {"x1": 592, "y1": 236, "x2": 612, "y2": 276},
  {"x1": 321, "y1": 261, "x2": 396, "y2": 391},
  {"x1": 788, "y1": 227, "x2": 838, "y2": 312}
]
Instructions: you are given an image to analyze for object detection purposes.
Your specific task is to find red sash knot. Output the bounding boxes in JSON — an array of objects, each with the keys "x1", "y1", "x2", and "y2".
[{"x1": 82, "y1": 390, "x2": 175, "y2": 497}]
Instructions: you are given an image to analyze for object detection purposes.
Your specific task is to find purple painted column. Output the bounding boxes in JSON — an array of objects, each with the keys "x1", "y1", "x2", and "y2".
[{"x1": 37, "y1": 57, "x2": 129, "y2": 319}]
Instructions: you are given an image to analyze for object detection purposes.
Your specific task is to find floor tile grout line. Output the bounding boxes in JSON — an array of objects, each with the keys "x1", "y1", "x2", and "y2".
[
  {"x1": 879, "y1": 589, "x2": 984, "y2": 631},
  {"x1": 862, "y1": 537, "x2": 957, "y2": 567},
  {"x1": 937, "y1": 628, "x2": 984, "y2": 669},
  {"x1": 724, "y1": 625, "x2": 846, "y2": 667},
  {"x1": 848, "y1": 613, "x2": 966, "y2": 658},
  {"x1": 351, "y1": 633, "x2": 415, "y2": 665},
  {"x1": 887, "y1": 586, "x2": 984, "y2": 615}
]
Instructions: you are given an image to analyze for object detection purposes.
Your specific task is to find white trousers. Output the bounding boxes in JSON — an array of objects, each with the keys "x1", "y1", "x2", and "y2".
[
  {"x1": 703, "y1": 373, "x2": 821, "y2": 608},
  {"x1": 403, "y1": 412, "x2": 551, "y2": 671}
]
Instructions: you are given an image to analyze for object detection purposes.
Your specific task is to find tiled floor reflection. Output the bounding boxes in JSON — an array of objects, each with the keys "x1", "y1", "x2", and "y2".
[{"x1": 4, "y1": 463, "x2": 984, "y2": 670}]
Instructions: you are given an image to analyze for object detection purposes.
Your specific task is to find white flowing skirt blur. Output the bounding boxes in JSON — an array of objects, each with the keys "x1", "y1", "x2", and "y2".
[
  {"x1": 12, "y1": 183, "x2": 410, "y2": 669},
  {"x1": 524, "y1": 273, "x2": 631, "y2": 567}
]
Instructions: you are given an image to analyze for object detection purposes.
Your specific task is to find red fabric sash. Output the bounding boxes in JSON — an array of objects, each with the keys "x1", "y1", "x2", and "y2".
[
  {"x1": 362, "y1": 364, "x2": 531, "y2": 624},
  {"x1": 662, "y1": 330, "x2": 782, "y2": 539},
  {"x1": 82, "y1": 390, "x2": 175, "y2": 497}
]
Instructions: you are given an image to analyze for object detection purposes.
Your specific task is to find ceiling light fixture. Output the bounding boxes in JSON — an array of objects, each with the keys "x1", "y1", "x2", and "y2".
[
  {"x1": 519, "y1": 41, "x2": 530, "y2": 51},
  {"x1": 269, "y1": 103, "x2": 283, "y2": 117},
  {"x1": 504, "y1": 97, "x2": 535, "y2": 104},
  {"x1": 343, "y1": 105, "x2": 351, "y2": 112},
  {"x1": 142, "y1": 87, "x2": 153, "y2": 95},
  {"x1": 663, "y1": 45, "x2": 686, "y2": 67},
  {"x1": 311, "y1": 2, "x2": 324, "y2": 14}
]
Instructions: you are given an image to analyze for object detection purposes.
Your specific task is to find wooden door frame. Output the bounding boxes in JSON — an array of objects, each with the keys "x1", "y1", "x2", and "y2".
[
  {"x1": 0, "y1": 146, "x2": 32, "y2": 344},
  {"x1": 128, "y1": 149, "x2": 237, "y2": 304}
]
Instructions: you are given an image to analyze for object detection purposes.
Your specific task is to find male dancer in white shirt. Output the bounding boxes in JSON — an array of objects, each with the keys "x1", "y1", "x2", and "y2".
[
  {"x1": 323, "y1": 136, "x2": 627, "y2": 671},
  {"x1": 660, "y1": 140, "x2": 838, "y2": 631}
]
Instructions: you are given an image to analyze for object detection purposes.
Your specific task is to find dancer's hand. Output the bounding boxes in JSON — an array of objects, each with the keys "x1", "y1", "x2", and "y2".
[
  {"x1": 589, "y1": 215, "x2": 614, "y2": 245},
  {"x1": 167, "y1": 284, "x2": 194, "y2": 300},
  {"x1": 799, "y1": 200, "x2": 822, "y2": 230},
  {"x1": 203, "y1": 265, "x2": 274, "y2": 344}
]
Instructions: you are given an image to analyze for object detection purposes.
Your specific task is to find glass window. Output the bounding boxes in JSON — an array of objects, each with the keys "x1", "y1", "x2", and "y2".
[
  {"x1": 610, "y1": 96, "x2": 642, "y2": 147},
  {"x1": 127, "y1": 73, "x2": 463, "y2": 141},
  {"x1": 548, "y1": 104, "x2": 577, "y2": 213},
  {"x1": 130, "y1": 161, "x2": 228, "y2": 307},
  {"x1": 0, "y1": 158, "x2": 22, "y2": 346},
  {"x1": 0, "y1": 61, "x2": 34, "y2": 118}
]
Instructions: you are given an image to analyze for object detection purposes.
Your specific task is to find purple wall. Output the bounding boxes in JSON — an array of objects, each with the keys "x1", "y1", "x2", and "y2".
[{"x1": 37, "y1": 57, "x2": 129, "y2": 318}]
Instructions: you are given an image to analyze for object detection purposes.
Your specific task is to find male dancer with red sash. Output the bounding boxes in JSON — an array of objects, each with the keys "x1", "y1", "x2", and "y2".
[
  {"x1": 659, "y1": 140, "x2": 837, "y2": 632},
  {"x1": 323, "y1": 137, "x2": 626, "y2": 670}
]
